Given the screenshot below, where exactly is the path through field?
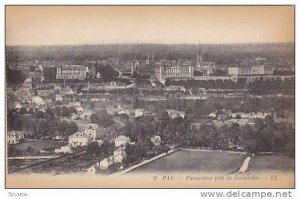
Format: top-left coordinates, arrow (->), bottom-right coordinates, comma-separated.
238,156 -> 251,173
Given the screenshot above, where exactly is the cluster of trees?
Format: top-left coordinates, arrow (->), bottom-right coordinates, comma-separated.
249,78 -> 294,95
187,123 -> 241,150
166,77 -> 295,96
7,108 -> 78,139
120,109 -> 294,158
173,115 -> 294,157
6,68 -> 27,85
85,140 -> 115,157
144,95 -> 294,120
53,106 -> 78,118
90,110 -> 113,128
87,63 -> 119,82
11,106 -> 79,119
124,140 -> 155,164
273,70 -> 294,76
240,117 -> 294,157
43,67 -> 57,82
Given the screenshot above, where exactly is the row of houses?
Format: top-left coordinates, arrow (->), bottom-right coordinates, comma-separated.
107,104 -> 153,118
87,134 -> 162,174
208,109 -> 271,120
87,135 -> 131,173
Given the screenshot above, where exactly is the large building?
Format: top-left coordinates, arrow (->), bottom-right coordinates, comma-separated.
84,123 -> 99,141
7,131 -> 25,144
228,67 -> 251,76
68,132 -> 92,147
228,65 -> 274,76
154,60 -> 194,82
251,65 -> 274,75
56,65 -> 87,80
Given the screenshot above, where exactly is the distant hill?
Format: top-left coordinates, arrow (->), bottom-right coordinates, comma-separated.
6,43 -> 294,65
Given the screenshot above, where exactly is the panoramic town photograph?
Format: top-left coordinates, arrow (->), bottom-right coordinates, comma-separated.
5,6 -> 295,188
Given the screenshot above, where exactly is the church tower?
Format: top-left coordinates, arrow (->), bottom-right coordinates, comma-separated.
196,41 -> 203,72
146,52 -> 150,65
196,41 -> 203,66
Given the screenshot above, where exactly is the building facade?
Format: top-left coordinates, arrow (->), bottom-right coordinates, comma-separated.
84,123 -> 99,141
154,61 -> 194,81
56,65 -> 87,80
68,132 -> 92,147
251,65 -> 274,75
7,131 -> 25,144
228,67 -> 251,76
228,65 -> 274,76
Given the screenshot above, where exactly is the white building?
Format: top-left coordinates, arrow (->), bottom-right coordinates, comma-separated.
79,110 -> 94,121
134,108 -> 144,117
113,148 -> 127,163
56,65 -> 87,80
151,135 -> 162,146
166,109 -> 185,119
228,65 -> 274,76
7,131 -> 25,144
15,103 -> 22,110
31,96 -> 45,106
209,112 -> 217,118
55,94 -> 63,102
71,101 -> 81,108
84,123 -> 99,141
165,85 -> 186,92
96,72 -> 101,79
99,156 -> 114,170
107,107 -> 118,115
228,67 -> 251,76
114,135 -> 131,147
251,65 -> 265,75
117,108 -> 132,116
54,145 -> 73,154
87,164 -> 100,174
69,132 -> 92,147
154,62 -> 194,82
76,106 -> 84,113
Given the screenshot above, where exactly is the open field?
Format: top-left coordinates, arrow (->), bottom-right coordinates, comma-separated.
128,149 -> 246,174
248,155 -> 295,173
13,141 -> 66,154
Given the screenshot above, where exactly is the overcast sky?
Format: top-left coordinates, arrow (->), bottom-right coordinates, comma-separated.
6,6 -> 294,46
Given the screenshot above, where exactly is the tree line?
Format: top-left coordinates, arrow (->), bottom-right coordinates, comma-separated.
117,112 -> 294,157
7,108 -> 78,140
166,77 -> 295,95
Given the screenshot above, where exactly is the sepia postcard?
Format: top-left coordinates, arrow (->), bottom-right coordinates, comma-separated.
5,5 -> 295,188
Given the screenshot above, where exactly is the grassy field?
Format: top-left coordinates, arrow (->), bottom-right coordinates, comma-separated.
248,155 -> 295,173
14,141 -> 66,153
18,152 -> 97,174
129,149 -> 246,174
